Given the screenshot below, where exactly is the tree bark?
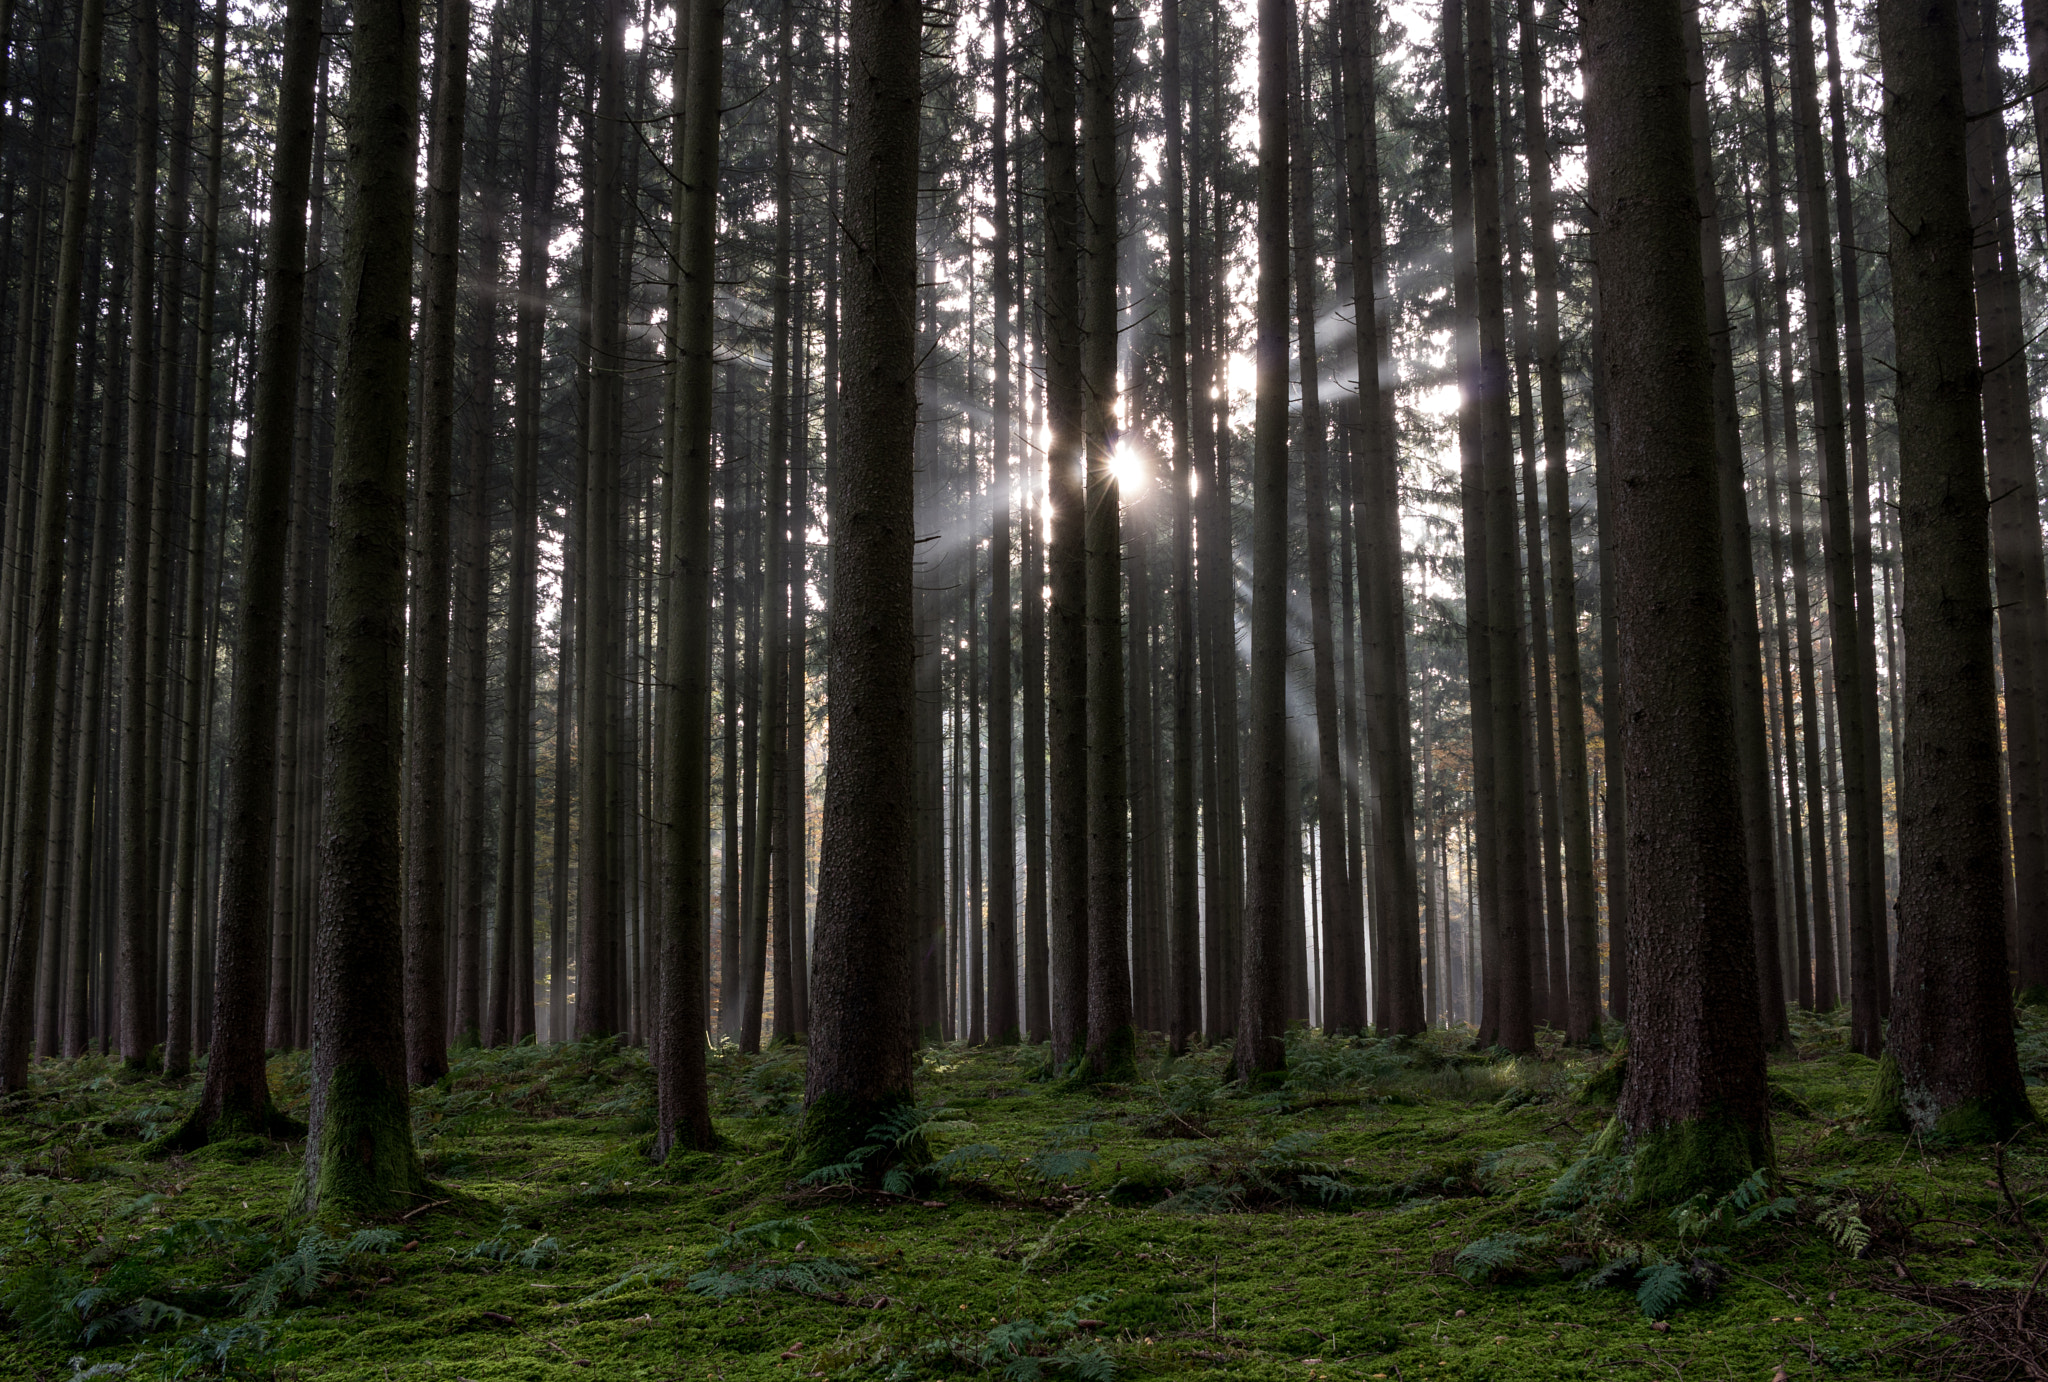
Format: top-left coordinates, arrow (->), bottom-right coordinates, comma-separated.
1582,0 -> 1771,1200
1870,0 -> 2034,1140
795,0 -> 921,1173
303,0 -> 429,1217
986,0 -> 1021,1046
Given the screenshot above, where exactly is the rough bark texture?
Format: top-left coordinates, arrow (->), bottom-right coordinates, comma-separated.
654,0 -> 721,1160
1869,0 -> 2034,1142
987,0 -> 1021,1047
1581,0 -> 1771,1202
303,0 -> 429,1218
795,0 -> 921,1172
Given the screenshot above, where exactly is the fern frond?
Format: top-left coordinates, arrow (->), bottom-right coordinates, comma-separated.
1633,1261 -> 1691,1320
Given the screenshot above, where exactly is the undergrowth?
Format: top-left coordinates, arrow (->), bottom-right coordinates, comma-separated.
0,1018 -> 2041,1379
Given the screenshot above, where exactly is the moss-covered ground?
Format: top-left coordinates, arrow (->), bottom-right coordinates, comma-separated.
2,1010 -> 2044,1381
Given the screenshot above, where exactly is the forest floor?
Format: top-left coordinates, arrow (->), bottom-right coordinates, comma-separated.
2,1012 -> 2046,1382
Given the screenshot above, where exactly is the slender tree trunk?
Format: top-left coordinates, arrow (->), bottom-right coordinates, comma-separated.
302,0 -> 428,1217
986,0 -> 1020,1046
1515,0 -> 1596,1041
795,0 -> 921,1173
115,3 -> 163,1073
405,0 -> 472,1077
1870,0 -> 2034,1139
1021,224 -> 1050,1044
1582,0 -> 1771,1200
1786,0 -> 1884,1053
0,0 -> 104,1092
1468,0 -> 1534,1054
1683,3 -> 1786,1047
654,0 -> 721,1157
1290,15 -> 1359,1035
1042,0 -> 1087,1071
1237,0 -> 1292,1083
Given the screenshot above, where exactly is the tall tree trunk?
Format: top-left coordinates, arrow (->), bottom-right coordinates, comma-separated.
1959,0 -> 2048,1001
115,2 -> 162,1073
1162,0 -> 1199,1054
0,0 -> 104,1092
1516,0 -> 1597,1042
795,0 -> 921,1173
576,0 -> 627,1039
1760,22 -> 1840,1012
654,0 -> 720,1158
1869,0 -> 2033,1140
1582,0 -> 1771,1201
1468,0 -> 1534,1054
1787,0 -> 1885,1054
1237,0 -> 1292,1083
1079,0 -> 1131,1079
1446,0 -> 1502,1044
1042,0 -> 1087,1071
1020,203 -> 1050,1044
1684,3 -> 1786,1048
303,0 -> 428,1217
986,0 -> 1020,1046
405,0 -> 472,1077
1290,13 -> 1359,1035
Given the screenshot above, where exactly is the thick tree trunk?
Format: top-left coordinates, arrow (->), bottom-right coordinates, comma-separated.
1870,0 -> 2033,1140
1959,0 -> 2048,1001
303,0 -> 428,1217
795,0 -> 921,1173
1583,0 -> 1771,1200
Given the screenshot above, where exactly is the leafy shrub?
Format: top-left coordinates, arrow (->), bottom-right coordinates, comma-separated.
684,1218 -> 863,1300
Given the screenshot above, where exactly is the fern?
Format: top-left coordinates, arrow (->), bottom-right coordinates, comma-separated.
679,1218 -> 865,1301
1453,1232 -> 1546,1283
576,1259 -> 682,1304
228,1228 -> 398,1320
1816,1199 -> 1871,1258
1633,1261 -> 1692,1320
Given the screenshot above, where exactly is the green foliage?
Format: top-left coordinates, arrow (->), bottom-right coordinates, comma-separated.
1153,1130 -> 1363,1212
684,1218 -> 863,1300
880,1293 -> 1117,1381
798,1103 -> 973,1195
458,1217 -> 562,1268
1453,1232 -> 1549,1283
228,1228 -> 400,1320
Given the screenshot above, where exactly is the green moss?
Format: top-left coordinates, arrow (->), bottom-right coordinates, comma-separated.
1864,1051 -> 2036,1142
785,1088 -> 919,1180
1078,1022 -> 1138,1085
300,1059 -> 432,1219
1622,1107 -> 1772,1205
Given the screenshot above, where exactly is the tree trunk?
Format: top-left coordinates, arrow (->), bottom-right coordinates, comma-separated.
1582,0 -> 1771,1201
115,3 -> 162,1073
1787,0 -> 1885,1054
1684,3 -> 1786,1048
795,0 -> 921,1174
1960,0 -> 2048,1002
1516,0 -> 1598,1042
654,0 -> 721,1158
0,0 -> 104,1092
405,0 -> 471,1077
1869,0 -> 2033,1140
986,0 -> 1020,1046
1237,0 -> 1292,1083
303,0 -> 428,1217
1467,0 -> 1534,1054
1290,12 -> 1359,1035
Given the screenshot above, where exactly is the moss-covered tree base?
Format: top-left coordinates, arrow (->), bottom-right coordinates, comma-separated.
148,1097 -> 307,1159
787,1090 -> 922,1182
299,1061 -> 432,1219
1075,1024 -> 1138,1086
1863,1051 -> 2037,1142
1589,1107 -> 1772,1206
